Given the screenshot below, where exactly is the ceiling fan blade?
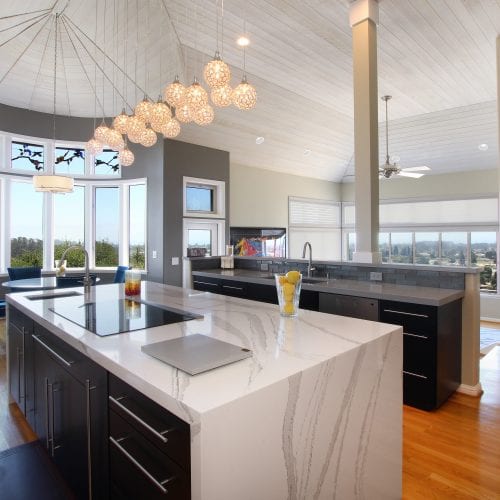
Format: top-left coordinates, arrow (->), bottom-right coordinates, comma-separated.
398,171 -> 425,179
401,165 -> 431,172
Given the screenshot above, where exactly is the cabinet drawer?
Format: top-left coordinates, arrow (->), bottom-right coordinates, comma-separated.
220,280 -> 247,298
319,293 -> 379,321
110,410 -> 190,500
380,301 -> 436,337
403,333 -> 435,378
109,375 -> 190,471
403,371 -> 435,411
192,276 -> 221,293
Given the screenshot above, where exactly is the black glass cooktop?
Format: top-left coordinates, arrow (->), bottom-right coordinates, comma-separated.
50,299 -> 202,336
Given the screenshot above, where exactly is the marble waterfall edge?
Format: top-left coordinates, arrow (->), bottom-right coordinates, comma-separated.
192,333 -> 402,500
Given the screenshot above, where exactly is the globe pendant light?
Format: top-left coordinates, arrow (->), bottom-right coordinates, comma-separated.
150,100 -> 171,132
164,76 -> 186,108
161,118 -> 181,138
232,75 -> 257,110
176,103 -> 192,123
193,104 -> 214,126
134,97 -> 154,124
185,77 -> 208,111
211,83 -> 232,107
113,109 -> 129,134
127,115 -> 146,138
106,128 -> 125,150
86,137 -> 103,155
140,127 -> 157,147
94,121 -> 111,143
119,145 -> 135,166
203,51 -> 231,88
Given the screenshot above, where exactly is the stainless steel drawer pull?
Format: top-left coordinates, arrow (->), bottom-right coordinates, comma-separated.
193,280 -> 218,287
402,332 -> 429,340
109,436 -> 174,495
33,335 -> 74,368
222,285 -> 244,291
383,309 -> 429,319
403,370 -> 428,380
109,395 -> 172,443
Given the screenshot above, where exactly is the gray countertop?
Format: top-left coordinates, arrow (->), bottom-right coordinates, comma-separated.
191,268 -> 465,306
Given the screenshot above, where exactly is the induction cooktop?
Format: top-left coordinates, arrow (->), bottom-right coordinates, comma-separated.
49,298 -> 203,336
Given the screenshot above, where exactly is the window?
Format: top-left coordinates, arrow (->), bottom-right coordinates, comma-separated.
379,232 -> 390,262
11,141 -> 44,172
415,232 -> 439,265
441,232 -> 467,266
183,177 -> 225,218
288,197 -> 342,260
94,187 -> 119,267
471,232 -> 497,292
129,184 -> 146,269
94,149 -> 120,176
183,220 -> 225,257
55,146 -> 85,175
391,233 -> 413,264
53,185 -> 85,268
10,180 -> 43,267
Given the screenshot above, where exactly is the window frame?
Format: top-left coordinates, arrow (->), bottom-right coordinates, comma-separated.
183,176 -> 225,219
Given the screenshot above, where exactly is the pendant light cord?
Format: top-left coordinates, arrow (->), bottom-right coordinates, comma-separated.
53,14 -> 58,143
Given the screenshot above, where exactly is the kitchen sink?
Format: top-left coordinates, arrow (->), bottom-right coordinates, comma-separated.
262,276 -> 326,284
26,291 -> 83,301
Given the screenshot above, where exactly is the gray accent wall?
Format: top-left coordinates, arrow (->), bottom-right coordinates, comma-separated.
163,139 -> 230,286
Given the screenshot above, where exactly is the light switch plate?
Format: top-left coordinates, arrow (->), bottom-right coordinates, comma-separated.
172,257 -> 179,265
152,250 -> 157,259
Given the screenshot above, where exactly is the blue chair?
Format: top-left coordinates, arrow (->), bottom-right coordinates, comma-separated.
114,266 -> 130,284
7,266 -> 42,280
56,275 -> 97,288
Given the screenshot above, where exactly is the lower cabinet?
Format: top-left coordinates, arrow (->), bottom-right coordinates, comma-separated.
32,323 -> 108,499
379,299 -> 462,410
318,293 -> 379,321
108,374 -> 191,500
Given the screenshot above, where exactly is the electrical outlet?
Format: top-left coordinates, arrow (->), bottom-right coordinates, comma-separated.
171,257 -> 179,265
370,272 -> 382,281
260,262 -> 269,272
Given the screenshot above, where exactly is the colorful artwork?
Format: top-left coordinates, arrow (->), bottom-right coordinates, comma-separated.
230,228 -> 286,258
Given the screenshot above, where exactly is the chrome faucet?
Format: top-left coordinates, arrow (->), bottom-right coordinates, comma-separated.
302,241 -> 315,277
59,245 -> 93,293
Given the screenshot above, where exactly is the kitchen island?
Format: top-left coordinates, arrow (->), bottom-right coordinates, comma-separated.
7,281 -> 403,499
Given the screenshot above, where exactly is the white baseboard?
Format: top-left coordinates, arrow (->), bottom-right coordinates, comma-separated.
456,383 -> 483,397
480,316 -> 500,323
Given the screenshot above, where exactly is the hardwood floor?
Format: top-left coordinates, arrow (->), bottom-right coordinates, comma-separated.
403,346 -> 500,499
0,318 -> 498,497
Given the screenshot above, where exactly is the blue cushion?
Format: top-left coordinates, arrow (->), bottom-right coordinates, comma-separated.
7,267 -> 42,280
0,300 -> 5,318
114,266 -> 130,284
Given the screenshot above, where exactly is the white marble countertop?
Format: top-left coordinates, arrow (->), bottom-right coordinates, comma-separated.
192,268 -> 465,306
6,281 -> 401,424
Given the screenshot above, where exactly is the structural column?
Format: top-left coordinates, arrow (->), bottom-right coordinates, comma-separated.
350,0 -> 381,264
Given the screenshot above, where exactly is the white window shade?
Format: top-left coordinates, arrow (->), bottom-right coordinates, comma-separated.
289,228 -> 341,260
289,197 -> 341,227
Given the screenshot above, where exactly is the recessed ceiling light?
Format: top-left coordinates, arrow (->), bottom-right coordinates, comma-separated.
255,136 -> 264,145
237,36 -> 250,47
478,143 -> 488,151
303,149 -> 311,156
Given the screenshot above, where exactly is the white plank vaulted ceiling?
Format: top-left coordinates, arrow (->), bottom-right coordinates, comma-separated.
0,0 -> 498,182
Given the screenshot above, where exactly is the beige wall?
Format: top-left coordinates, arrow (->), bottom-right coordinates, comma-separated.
230,163 -> 341,227
341,169 -> 498,201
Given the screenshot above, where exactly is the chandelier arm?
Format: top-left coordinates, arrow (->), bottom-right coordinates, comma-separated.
61,15 -> 136,112
53,14 -> 58,143
58,15 -> 72,117
160,0 -> 183,51
60,15 -> 106,116
28,15 -> 55,110
0,11 -> 51,50
0,13 -> 52,86
62,14 -> 147,98
0,7 -> 52,22
0,11 -> 50,35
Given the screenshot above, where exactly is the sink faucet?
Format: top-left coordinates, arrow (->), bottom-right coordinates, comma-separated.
302,241 -> 315,277
59,245 -> 93,293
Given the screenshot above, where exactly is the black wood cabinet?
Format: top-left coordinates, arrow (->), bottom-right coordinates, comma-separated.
108,374 -> 190,500
379,299 -> 462,410
192,275 -> 319,311
7,307 -> 35,428
318,293 -> 379,321
32,323 -> 108,499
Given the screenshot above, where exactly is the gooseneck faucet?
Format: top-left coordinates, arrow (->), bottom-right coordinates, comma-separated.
302,241 -> 315,277
59,245 -> 92,293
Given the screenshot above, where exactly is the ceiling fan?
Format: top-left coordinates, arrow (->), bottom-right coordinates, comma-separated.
380,95 -> 431,179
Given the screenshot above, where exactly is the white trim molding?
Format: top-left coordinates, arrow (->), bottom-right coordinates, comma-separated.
456,383 -> 483,397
